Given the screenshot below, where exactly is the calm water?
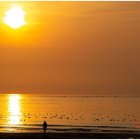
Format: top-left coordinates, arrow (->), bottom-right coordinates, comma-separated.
0,94 -> 140,133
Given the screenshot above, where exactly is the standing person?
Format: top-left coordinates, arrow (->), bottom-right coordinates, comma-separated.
43,121 -> 47,133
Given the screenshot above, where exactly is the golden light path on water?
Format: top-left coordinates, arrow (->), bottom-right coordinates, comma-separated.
8,94 -> 21,125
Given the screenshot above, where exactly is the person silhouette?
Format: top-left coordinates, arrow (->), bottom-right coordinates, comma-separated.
43,121 -> 47,133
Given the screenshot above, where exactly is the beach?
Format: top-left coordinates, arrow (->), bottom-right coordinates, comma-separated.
0,132 -> 140,139
0,124 -> 140,139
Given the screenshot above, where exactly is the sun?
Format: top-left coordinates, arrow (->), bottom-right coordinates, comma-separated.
3,5 -> 26,29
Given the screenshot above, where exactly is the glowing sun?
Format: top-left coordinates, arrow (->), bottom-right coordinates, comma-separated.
3,5 -> 26,29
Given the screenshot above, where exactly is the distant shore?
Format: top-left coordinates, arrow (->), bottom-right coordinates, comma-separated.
0,132 -> 140,139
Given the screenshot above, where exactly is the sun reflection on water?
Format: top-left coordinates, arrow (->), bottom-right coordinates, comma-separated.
8,94 -> 22,125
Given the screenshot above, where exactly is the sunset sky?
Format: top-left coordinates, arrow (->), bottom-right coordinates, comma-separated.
0,2 -> 140,95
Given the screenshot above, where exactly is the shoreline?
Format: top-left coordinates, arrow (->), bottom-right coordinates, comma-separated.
0,132 -> 140,139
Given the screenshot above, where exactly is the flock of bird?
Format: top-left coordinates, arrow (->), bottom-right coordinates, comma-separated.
0,113 -> 139,124
91,113 -> 139,123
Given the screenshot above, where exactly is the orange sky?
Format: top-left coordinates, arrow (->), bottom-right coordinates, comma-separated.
0,2 -> 140,95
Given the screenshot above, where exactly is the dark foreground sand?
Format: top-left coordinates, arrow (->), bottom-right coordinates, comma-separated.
0,132 -> 140,139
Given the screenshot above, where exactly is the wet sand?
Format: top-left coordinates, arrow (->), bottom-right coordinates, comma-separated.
0,132 -> 140,139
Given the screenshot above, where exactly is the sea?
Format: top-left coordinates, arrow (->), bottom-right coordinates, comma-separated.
0,94 -> 140,133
